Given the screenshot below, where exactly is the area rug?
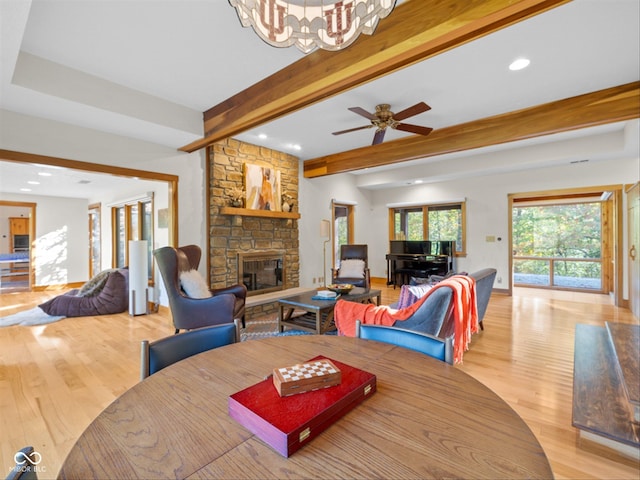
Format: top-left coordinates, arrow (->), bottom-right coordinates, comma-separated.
0,307 -> 65,327
241,316 -> 312,341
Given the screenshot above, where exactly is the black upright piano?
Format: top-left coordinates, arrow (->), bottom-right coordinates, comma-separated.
386,240 -> 455,287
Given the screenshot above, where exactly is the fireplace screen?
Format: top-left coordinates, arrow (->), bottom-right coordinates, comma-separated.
238,251 -> 285,296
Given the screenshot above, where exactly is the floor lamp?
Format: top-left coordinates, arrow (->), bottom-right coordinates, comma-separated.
129,240 -> 149,315
320,220 -> 330,287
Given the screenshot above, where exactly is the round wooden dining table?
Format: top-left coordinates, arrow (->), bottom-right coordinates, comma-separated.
58,335 -> 553,479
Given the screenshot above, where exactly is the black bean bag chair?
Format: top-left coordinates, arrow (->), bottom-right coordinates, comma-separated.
39,268 -> 129,317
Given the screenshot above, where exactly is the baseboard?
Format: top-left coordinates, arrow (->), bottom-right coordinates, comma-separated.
33,282 -> 84,292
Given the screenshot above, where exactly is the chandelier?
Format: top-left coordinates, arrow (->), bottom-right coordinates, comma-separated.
228,0 -> 397,54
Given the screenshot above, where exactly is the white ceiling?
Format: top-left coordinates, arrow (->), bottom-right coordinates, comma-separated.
0,0 -> 638,198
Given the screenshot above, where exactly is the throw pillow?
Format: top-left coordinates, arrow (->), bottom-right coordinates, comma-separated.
76,269 -> 116,297
180,269 -> 212,299
396,283 -> 433,309
337,259 -> 365,278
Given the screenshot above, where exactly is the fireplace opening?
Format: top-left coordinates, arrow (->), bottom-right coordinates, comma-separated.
238,251 -> 285,296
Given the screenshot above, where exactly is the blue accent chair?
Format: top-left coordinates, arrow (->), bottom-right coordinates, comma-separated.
140,319 -> 240,379
355,320 -> 453,364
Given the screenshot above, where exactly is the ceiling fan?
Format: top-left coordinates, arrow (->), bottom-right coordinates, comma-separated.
332,102 -> 433,145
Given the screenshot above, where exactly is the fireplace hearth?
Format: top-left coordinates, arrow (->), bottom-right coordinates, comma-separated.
238,251 -> 285,296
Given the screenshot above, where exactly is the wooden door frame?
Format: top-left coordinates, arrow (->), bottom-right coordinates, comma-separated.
331,201 -> 355,271
508,184 -> 624,307
0,150 -> 179,288
0,200 -> 36,291
625,182 -> 639,317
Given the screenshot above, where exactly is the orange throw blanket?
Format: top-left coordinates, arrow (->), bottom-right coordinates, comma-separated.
334,276 -> 478,364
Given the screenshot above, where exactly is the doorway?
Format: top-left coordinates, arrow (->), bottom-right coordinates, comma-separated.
0,200 -> 36,293
331,201 -> 354,270
0,149 -> 178,291
509,185 -> 623,304
627,183 -> 639,318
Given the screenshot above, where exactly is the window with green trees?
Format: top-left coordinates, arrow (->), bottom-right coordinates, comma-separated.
512,202 -> 602,290
391,202 -> 465,254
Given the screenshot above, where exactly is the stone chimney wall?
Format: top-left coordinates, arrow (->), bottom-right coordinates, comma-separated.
208,138 -> 299,318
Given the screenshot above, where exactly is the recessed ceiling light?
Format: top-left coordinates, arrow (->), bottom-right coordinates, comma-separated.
509,58 -> 530,71
27,181 -> 40,185
38,172 -> 52,177
415,180 -> 423,184
20,188 -> 31,192
258,133 -> 268,140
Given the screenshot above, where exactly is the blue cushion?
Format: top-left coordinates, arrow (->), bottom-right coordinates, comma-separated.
358,324 -> 449,362
392,286 -> 453,336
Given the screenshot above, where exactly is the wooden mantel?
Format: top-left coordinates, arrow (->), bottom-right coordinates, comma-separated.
219,207 -> 300,219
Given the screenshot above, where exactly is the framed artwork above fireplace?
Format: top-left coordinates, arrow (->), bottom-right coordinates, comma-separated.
245,163 -> 282,212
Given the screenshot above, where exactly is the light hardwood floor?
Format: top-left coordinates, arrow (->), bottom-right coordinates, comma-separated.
1,282 -> 638,479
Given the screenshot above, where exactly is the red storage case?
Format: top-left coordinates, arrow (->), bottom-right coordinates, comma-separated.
228,355 -> 376,457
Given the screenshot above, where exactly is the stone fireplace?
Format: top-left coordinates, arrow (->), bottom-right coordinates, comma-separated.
208,138 -> 300,318
238,250 -> 285,296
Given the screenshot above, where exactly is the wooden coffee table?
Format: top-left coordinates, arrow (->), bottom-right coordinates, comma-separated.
278,287 -> 381,334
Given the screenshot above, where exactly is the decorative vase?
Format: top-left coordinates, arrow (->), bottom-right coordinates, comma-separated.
232,200 -> 242,208
282,201 -> 291,212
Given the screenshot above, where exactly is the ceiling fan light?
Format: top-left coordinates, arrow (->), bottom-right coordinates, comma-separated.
228,0 -> 397,54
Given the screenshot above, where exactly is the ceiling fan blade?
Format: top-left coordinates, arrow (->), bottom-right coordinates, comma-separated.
393,102 -> 431,121
372,128 -> 386,145
332,125 -> 374,135
395,123 -> 434,136
348,106 -> 378,120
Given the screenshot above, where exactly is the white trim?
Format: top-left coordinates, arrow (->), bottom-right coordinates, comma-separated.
386,198 -> 466,208
107,191 -> 154,207
332,199 -> 358,206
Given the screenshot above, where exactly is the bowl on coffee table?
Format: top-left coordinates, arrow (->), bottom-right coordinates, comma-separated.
326,283 -> 354,295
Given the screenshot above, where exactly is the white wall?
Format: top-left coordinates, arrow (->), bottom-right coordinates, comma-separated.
0,110 -> 206,296
299,154 -> 640,299
3,110 -> 638,305
297,173 -> 373,287
0,192 -> 88,284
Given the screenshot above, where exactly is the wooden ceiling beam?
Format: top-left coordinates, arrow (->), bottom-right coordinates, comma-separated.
180,0 -> 570,153
303,82 -> 640,178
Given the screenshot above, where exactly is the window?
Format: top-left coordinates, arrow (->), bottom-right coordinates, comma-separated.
88,203 -> 101,278
111,194 -> 154,280
512,200 -> 604,291
332,202 -> 354,268
390,202 -> 466,255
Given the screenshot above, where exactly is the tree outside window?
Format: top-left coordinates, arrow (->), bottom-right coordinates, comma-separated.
391,202 -> 465,255
112,195 -> 154,279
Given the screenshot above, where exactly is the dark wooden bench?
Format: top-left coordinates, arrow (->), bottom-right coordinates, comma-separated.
572,323 -> 640,459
